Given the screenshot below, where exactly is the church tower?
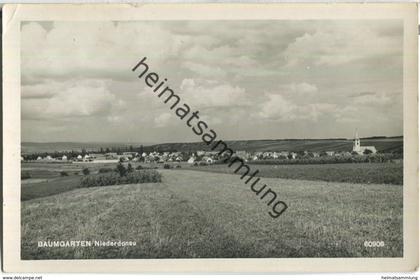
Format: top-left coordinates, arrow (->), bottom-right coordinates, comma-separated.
353,130 -> 360,152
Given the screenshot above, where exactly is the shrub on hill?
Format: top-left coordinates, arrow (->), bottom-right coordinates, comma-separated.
127,163 -> 134,173
60,171 -> 69,176
82,168 -> 90,175
79,170 -> 162,188
115,162 -> 127,177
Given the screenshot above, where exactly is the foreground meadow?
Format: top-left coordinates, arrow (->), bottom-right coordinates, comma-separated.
21,169 -> 402,259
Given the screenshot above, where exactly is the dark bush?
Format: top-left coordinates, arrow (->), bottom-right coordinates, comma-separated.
79,170 -> 162,188
163,163 -> 172,169
60,171 -> 69,176
175,165 -> 182,168
82,168 -> 90,175
21,171 -> 31,180
115,162 -> 127,177
127,163 -> 134,173
364,149 -> 373,155
198,162 -> 208,166
98,168 -> 113,173
136,165 -> 143,170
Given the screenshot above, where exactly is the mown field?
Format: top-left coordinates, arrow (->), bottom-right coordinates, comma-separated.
21,168 -> 403,259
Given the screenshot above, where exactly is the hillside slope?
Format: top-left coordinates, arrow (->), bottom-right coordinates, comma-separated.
144,137 -> 403,153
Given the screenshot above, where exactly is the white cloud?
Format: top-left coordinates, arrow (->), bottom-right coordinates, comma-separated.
21,22 -> 187,80
277,82 -> 319,98
22,79 -> 116,120
258,94 -> 297,121
22,80 -> 61,99
180,79 -> 195,91
353,92 -> 393,106
181,61 -> 227,79
290,83 -> 318,94
20,20 -> 403,141
283,23 -> 402,67
154,112 -> 173,127
257,92 -> 336,122
179,78 -> 248,108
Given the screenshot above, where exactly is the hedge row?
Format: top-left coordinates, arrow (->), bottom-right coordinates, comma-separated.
79,170 -> 162,188
246,154 -> 402,165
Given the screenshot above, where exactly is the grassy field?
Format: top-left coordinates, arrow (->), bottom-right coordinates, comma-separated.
22,175 -> 81,201
185,162 -> 403,185
21,169 -> 403,259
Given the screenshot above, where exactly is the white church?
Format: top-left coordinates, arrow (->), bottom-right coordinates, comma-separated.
352,132 -> 377,155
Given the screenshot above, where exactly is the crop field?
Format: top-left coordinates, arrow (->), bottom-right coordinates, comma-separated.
21,168 -> 403,259
186,162 -> 403,185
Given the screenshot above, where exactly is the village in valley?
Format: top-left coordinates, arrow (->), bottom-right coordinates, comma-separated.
22,134 -> 402,166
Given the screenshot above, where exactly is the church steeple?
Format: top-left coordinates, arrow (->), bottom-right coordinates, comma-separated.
353,129 -> 360,151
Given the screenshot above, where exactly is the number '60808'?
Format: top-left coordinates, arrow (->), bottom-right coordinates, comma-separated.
364,241 -> 385,247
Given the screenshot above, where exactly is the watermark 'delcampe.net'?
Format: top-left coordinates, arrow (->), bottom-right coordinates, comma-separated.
132,57 -> 288,218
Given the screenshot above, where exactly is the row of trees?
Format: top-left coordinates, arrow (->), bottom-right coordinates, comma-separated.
81,161 -> 135,178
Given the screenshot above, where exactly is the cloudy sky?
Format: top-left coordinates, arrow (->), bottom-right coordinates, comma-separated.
21,20 -> 403,143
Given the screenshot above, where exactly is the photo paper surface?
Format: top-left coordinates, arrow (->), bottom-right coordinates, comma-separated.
2,3 -> 418,273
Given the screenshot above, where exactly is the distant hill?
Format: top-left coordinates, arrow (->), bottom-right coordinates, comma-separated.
21,136 -> 403,154
142,136 -> 403,154
21,142 -> 153,154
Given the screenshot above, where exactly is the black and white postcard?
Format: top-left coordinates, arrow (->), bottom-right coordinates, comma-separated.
2,3 -> 418,273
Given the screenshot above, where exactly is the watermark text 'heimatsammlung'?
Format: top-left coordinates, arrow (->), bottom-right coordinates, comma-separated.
132,57 -> 288,218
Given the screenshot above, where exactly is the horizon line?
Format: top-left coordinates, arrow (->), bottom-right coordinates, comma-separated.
22,135 -> 404,145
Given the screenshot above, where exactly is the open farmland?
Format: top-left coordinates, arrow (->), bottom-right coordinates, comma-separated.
21,160 -> 403,202
21,162 -> 119,200
21,169 -> 403,259
186,162 -> 403,185
140,136 -> 403,154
